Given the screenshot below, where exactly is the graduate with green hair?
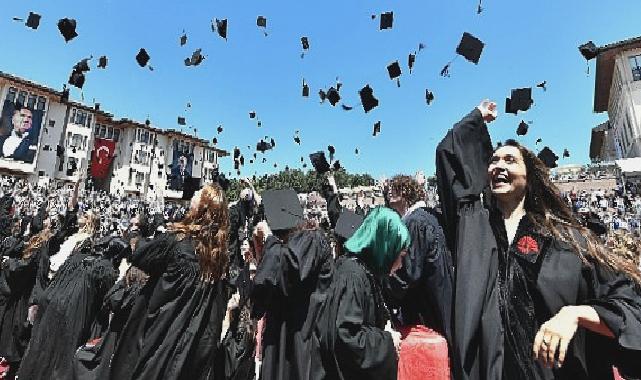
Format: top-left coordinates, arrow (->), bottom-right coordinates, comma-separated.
317,207 -> 410,380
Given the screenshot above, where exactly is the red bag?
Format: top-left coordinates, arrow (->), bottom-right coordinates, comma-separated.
398,325 -> 450,380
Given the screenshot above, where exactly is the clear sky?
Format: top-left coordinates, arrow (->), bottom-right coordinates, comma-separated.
0,0 -> 639,178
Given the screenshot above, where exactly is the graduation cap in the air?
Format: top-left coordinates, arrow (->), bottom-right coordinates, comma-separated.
516,120 -> 529,136
335,210 -> 364,240
233,147 -> 241,159
506,88 -> 533,115
328,145 -> 336,161
136,48 -> 151,67
294,135 -> 301,145
537,146 -> 558,169
326,87 -> 341,106
180,31 -> 188,46
355,148 -> 360,155
477,0 -> 484,14
68,71 -> 85,89
177,117 -> 186,125
373,121 -> 381,137
98,56 -> 108,69
319,89 -> 327,103
217,125 -> 223,134
257,140 -> 273,153
408,53 -> 416,74
184,49 -> 205,66
214,19 -> 228,40
535,138 -> 542,144
301,37 -> 310,58
359,85 -> 379,113
387,61 -> 402,87
182,178 -> 202,200
579,41 -> 599,61
249,111 -> 256,119
58,18 -> 78,42
563,149 -> 570,158
26,12 -> 41,30
212,137 -> 218,145
536,81 -> 547,91
257,16 -> 267,28
301,79 -> 310,97
379,11 -> 393,30
456,32 -> 484,64
309,151 -> 330,174
425,90 -> 435,105
341,105 -> 353,111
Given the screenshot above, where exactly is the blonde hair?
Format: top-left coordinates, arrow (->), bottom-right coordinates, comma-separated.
168,184 -> 229,282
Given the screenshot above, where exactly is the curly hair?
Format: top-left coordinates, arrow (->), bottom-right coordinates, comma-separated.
389,175 -> 426,207
168,184 -> 229,282
23,229 -> 53,259
501,140 -> 641,284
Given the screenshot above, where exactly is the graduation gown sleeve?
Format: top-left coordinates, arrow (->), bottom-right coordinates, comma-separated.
435,108 -> 503,380
130,234 -> 174,277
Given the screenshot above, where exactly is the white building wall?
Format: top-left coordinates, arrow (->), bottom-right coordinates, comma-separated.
609,48 -> 641,158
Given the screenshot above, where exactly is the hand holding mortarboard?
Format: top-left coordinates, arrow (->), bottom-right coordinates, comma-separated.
476,99 -> 497,123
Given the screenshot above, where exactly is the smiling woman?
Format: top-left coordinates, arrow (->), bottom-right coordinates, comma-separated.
436,101 -> 641,380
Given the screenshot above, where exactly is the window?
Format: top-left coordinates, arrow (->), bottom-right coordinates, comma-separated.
630,55 -> 641,81
113,129 -> 120,142
27,94 -> 37,109
37,96 -> 46,111
5,87 -> 16,103
135,172 -> 145,184
17,91 -> 27,106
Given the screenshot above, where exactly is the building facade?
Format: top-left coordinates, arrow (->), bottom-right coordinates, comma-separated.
0,71 -> 228,200
591,37 -> 641,161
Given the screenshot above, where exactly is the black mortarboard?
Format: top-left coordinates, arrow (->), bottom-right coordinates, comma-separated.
26,12 -> 41,30
535,138 -> 542,144
373,121 -> 381,137
563,149 -> 570,158
270,138 -> 276,148
579,41 -> 599,61
234,160 -> 240,170
537,147 -> 558,169
355,148 -> 359,155
328,145 -> 335,160
309,152 -> 330,174
68,71 -> 85,89
185,48 -> 205,66
212,137 -> 218,144
177,117 -> 186,125
536,81 -> 547,91
341,104 -> 353,111
233,147 -> 241,159
98,56 -> 108,69
257,121 -> 262,128
136,48 -> 150,67
327,87 -> 341,106
333,161 -> 341,171
257,140 -> 272,153
257,16 -> 267,28
380,11 -> 393,30
73,58 -> 91,73
456,32 -> 484,64
217,125 -> 223,134
302,79 -> 310,97
425,90 -> 435,105
359,85 -> 379,113
273,163 -> 278,168
262,157 -> 267,163
249,111 -> 256,119
335,210 -> 364,240
318,89 -> 327,103
294,135 -> 301,144
61,85 -> 70,102
58,18 -> 78,42
180,32 -> 187,46
387,61 -> 402,81
505,88 -> 533,115
215,19 -> 228,40
182,178 -> 202,200
408,53 -> 416,73
516,120 -> 528,136
301,37 -> 309,50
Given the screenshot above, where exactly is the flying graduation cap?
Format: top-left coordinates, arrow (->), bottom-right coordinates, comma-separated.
26,12 -> 41,30
136,48 -> 151,67
579,41 -> 599,61
301,37 -> 310,58
184,48 -> 205,66
326,87 -> 341,106
57,18 -> 78,42
177,117 -> 186,125
516,120 -> 529,136
408,53 -> 416,74
302,79 -> 310,97
180,31 -> 188,46
359,85 -> 379,113
506,88 -> 533,115
425,90 -> 435,105
537,147 -> 559,168
387,61 -> 402,87
536,81 -> 547,91
68,57 -> 91,89
563,149 -> 570,158
373,121 -> 381,137
257,16 -> 268,36
379,11 -> 393,30
442,32 -> 485,77
97,56 -> 108,69
213,19 -> 228,40
310,152 -> 330,174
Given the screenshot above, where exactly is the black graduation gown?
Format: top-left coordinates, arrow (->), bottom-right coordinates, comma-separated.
108,234 -> 228,380
494,214 -> 641,380
18,246 -> 117,380
0,211 -> 75,365
72,273 -> 147,380
384,207 -> 454,345
436,108 -> 504,380
216,306 -> 257,380
317,255 -> 397,380
251,230 -> 333,380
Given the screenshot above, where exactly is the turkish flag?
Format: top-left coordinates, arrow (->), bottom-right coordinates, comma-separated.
91,138 -> 116,179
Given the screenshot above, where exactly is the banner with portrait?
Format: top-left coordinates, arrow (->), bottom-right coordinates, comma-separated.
168,143 -> 193,191
0,100 -> 44,168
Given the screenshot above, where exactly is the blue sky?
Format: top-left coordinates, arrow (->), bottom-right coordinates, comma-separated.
1,0 -> 639,178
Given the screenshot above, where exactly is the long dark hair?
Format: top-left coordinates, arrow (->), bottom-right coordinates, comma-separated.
501,140 -> 641,284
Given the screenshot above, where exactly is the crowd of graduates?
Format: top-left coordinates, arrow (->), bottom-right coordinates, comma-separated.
1,101 -> 640,380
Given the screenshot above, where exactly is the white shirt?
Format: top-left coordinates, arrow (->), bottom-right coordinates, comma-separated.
2,131 -> 27,157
